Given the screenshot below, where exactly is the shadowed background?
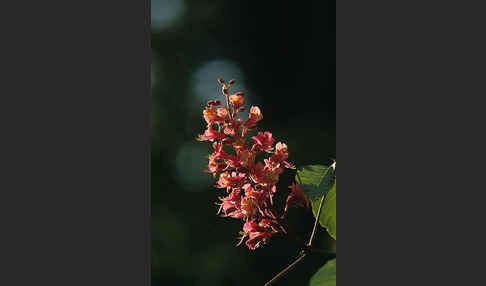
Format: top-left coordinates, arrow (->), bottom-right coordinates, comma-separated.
152,0 -> 335,285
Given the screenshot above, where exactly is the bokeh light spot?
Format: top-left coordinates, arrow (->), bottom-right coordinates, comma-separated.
152,0 -> 185,31
191,59 -> 250,110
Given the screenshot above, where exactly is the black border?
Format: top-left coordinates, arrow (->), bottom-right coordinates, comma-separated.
4,0 -> 486,284
339,0 -> 486,285
1,0 -> 151,284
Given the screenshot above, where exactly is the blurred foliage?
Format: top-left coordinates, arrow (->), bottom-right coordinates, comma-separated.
152,0 -> 335,285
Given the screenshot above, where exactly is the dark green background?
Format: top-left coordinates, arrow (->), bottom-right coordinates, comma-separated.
152,1 -> 335,285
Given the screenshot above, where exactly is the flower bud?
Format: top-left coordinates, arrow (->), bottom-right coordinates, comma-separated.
222,85 -> 229,94
207,100 -> 221,106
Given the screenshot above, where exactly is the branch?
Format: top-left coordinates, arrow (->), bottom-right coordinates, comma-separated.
262,247 -> 332,286
264,252 -> 307,286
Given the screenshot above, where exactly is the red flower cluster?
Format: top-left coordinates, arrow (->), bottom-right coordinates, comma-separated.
197,78 -> 310,250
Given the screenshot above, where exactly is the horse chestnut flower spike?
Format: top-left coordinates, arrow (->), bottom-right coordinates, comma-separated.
197,78 -> 310,250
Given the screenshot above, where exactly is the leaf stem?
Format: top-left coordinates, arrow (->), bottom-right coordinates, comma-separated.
307,192 -> 326,247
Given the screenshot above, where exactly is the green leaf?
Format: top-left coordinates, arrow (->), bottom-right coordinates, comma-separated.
296,165 -> 335,202
309,259 -> 336,286
316,180 -> 336,239
296,163 -> 336,240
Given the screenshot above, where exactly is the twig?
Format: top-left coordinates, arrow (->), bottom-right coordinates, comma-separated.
264,252 -> 307,286
262,246 -> 332,286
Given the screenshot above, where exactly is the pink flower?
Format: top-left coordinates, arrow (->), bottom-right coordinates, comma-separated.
250,162 -> 283,187
203,106 -> 218,125
269,142 -> 295,169
209,142 -> 239,169
216,172 -> 231,189
197,127 -> 226,142
243,184 -> 269,212
216,107 -> 229,120
268,185 -> 277,194
206,100 -> 221,107
224,118 -> 243,137
237,220 -> 259,245
222,155 -> 239,170
203,106 -> 228,125
237,219 -> 279,250
218,188 -> 245,219
229,92 -> 244,109
230,135 -> 246,150
285,183 -> 310,212
245,230 -> 275,250
235,149 -> 256,171
263,157 -> 280,171
244,106 -> 263,129
210,141 -> 230,160
249,162 -> 265,184
229,172 -> 247,187
272,142 -> 289,161
252,131 -> 275,153
244,184 -> 266,201
216,172 -> 247,189
205,158 -> 221,177
258,218 -> 280,232
240,196 -> 260,219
